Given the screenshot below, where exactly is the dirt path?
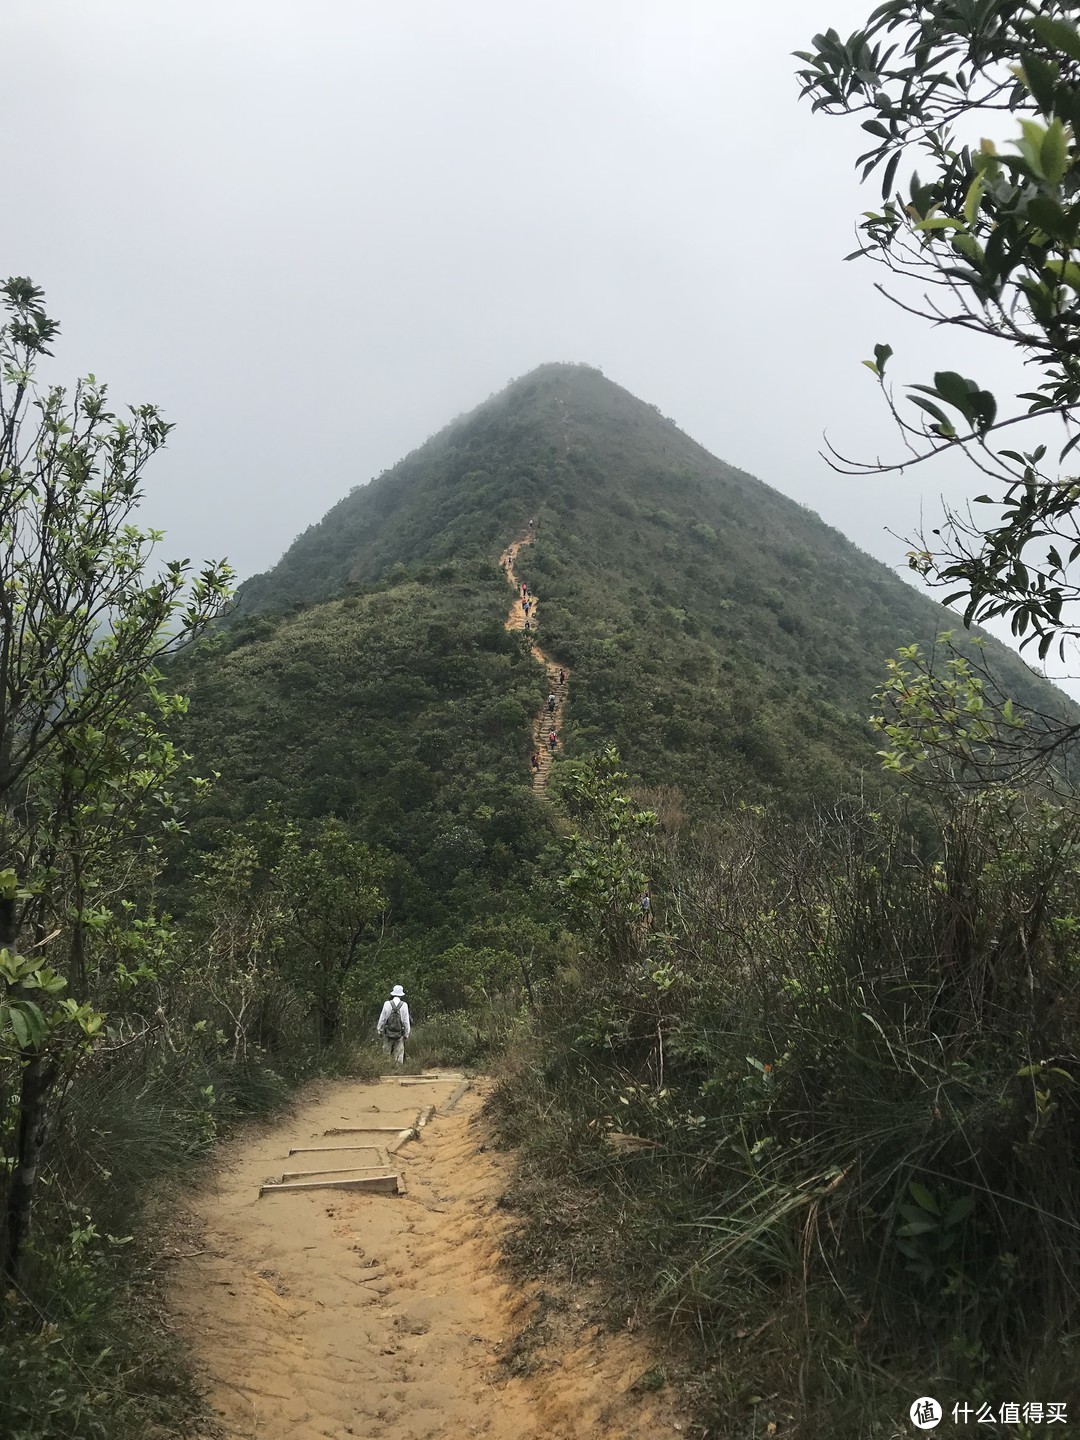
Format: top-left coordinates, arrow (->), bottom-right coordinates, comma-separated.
170,1076 -> 679,1440
499,528 -> 569,790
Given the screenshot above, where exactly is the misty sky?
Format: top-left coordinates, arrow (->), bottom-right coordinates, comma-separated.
9,2 -> 1064,684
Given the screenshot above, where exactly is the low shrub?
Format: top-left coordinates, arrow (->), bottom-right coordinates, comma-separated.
406,1002 -> 523,1070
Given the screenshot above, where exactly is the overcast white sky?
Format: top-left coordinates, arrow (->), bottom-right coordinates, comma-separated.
8,1 -> 1067,685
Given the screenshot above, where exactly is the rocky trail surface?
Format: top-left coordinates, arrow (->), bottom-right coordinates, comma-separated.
500,528 -> 569,790
169,1075 -> 680,1440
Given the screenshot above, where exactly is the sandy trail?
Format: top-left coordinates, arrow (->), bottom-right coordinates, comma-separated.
170,1076 -> 679,1440
499,529 -> 568,790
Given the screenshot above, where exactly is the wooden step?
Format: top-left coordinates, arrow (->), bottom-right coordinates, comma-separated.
280,1163 -> 399,1182
259,1172 -> 402,1198
288,1144 -> 388,1160
324,1125 -> 413,1135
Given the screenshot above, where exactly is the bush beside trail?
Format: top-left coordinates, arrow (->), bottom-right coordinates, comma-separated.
491,749 -> 1080,1438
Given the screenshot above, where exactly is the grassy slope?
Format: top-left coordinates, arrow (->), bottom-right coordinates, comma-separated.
178,572 -> 556,966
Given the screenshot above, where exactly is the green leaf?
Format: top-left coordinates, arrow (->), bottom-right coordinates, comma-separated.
932,370 -> 977,415
874,342 -> 893,375
909,1181 -> 940,1215
1030,15 -> 1080,65
962,174 -> 984,224
914,215 -> 964,231
909,394 -> 953,429
21,999 -> 47,1041
944,1194 -> 975,1228
880,148 -> 901,200
1021,50 -> 1061,114
1041,119 -> 1069,185
1028,195 -> 1071,237
972,388 -> 997,431
897,1219 -> 937,1237
8,1005 -> 30,1048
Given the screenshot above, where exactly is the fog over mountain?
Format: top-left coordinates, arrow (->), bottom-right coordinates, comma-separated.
10,0 -> 1065,685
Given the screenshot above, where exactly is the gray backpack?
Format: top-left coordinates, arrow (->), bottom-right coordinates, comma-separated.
383,998 -> 406,1040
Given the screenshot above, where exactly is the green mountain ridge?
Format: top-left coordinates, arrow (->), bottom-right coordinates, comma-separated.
215,361 -> 1071,812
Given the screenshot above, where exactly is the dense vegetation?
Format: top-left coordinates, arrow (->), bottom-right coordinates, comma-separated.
0,297 -> 560,1440
173,567 -> 564,1020
173,361 -> 1080,1434
493,745 -> 1080,1437
466,14 -> 1080,1430
6,266 -> 1080,1440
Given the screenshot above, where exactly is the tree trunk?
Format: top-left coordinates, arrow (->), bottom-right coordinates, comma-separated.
0,892 -> 58,1295
3,1048 -> 57,1290
0,894 -> 17,951
318,1001 -> 340,1048
70,840 -> 87,995
519,955 -> 535,1006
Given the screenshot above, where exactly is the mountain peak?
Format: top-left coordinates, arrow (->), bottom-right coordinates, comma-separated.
231,366 -> 1065,755
235,363 -> 733,616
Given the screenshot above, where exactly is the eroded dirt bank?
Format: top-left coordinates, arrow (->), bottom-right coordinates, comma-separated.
170,1076 -> 682,1440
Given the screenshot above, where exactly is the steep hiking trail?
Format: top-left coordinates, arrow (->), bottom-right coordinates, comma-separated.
168,1074 -> 682,1440
164,534 -> 676,1438
500,528 -> 569,790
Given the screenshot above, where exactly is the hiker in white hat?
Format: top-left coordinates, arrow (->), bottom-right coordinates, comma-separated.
376,985 -> 411,1064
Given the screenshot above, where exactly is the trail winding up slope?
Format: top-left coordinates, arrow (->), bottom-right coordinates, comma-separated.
499,527 -> 569,790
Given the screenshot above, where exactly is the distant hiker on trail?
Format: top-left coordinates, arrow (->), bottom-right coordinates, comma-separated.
376,985 -> 411,1064
548,729 -> 557,752
639,892 -> 652,927
531,752 -> 541,772
559,669 -> 566,686
547,693 -> 556,714
524,620 -> 531,632
523,601 -> 530,617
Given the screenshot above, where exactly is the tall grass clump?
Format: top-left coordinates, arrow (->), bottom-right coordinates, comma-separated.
491,742 -> 1080,1437
0,953 -> 339,1440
